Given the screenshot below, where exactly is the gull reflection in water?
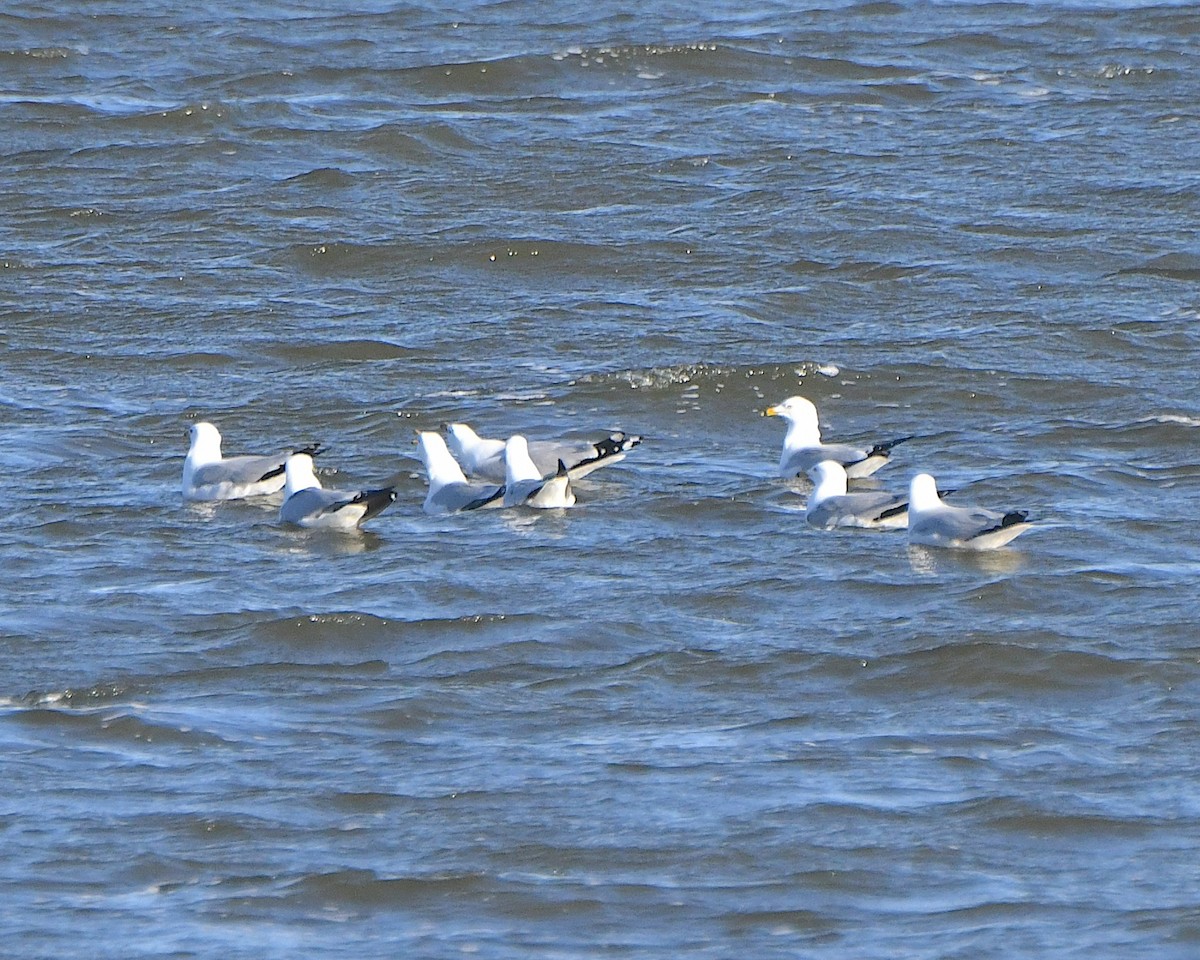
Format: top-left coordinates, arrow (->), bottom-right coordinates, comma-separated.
501,510 -> 572,539
273,526 -> 385,557
907,543 -> 1027,577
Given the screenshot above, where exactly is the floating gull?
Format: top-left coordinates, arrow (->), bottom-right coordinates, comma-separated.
907,473 -> 1034,550
279,453 -> 396,530
805,460 -> 909,530
445,422 -> 640,482
503,435 -> 575,508
764,396 -> 911,479
416,430 -> 504,515
183,421 -> 322,501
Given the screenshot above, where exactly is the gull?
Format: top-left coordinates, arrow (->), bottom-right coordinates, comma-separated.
279,453 -> 396,530
907,473 -> 1034,550
764,396 -> 911,479
805,460 -> 909,530
182,421 -> 322,501
445,422 -> 640,482
503,435 -> 575,508
416,430 -> 504,515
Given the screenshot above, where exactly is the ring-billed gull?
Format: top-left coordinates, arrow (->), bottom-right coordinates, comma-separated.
279,453 -> 397,530
503,435 -> 575,508
445,422 -> 640,482
764,396 -> 911,479
907,473 -> 1033,550
416,430 -> 504,515
804,460 -> 909,530
183,421 -> 322,501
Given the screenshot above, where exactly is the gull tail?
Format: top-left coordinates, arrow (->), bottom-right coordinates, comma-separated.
526,461 -> 575,508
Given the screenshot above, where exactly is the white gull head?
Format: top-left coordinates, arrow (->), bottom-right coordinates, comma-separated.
283,453 -> 321,499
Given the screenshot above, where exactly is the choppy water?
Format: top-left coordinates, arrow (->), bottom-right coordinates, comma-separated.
3,1 -> 1200,956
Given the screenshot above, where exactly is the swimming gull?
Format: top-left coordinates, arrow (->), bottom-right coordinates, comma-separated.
764,396 -> 911,479
503,435 -> 575,508
279,453 -> 397,530
183,421 -> 322,501
445,422 -> 640,482
805,460 -> 909,530
907,473 -> 1034,550
416,430 -> 504,515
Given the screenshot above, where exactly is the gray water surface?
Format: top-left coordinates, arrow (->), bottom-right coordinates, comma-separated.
3,2 -> 1200,957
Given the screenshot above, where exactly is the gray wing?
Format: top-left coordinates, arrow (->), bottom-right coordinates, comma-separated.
279,487 -> 342,524
528,432 -> 640,479
426,481 -> 504,514
782,442 -> 868,478
472,455 -> 508,483
845,490 -> 907,516
281,485 -> 396,525
807,491 -> 906,528
912,504 -> 1004,540
527,439 -> 599,476
505,478 -> 545,506
193,453 -> 290,486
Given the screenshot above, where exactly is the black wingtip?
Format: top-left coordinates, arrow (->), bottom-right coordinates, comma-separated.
256,464 -> 286,483
352,486 -> 398,523
877,500 -> 910,521
556,458 -> 569,478
972,510 -> 1031,539
867,435 -> 915,458
463,484 -> 505,511
257,442 -> 325,483
587,431 -> 642,463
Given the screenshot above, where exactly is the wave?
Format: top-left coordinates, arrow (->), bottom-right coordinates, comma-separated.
849,637 -> 1149,699
573,360 -> 843,393
2,683 -> 128,710
1116,253 -> 1200,282
282,237 -> 695,281
0,46 -> 74,61
281,166 -> 359,189
280,867 -> 488,908
264,338 -> 424,363
249,610 -> 541,650
1,684 -> 237,752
